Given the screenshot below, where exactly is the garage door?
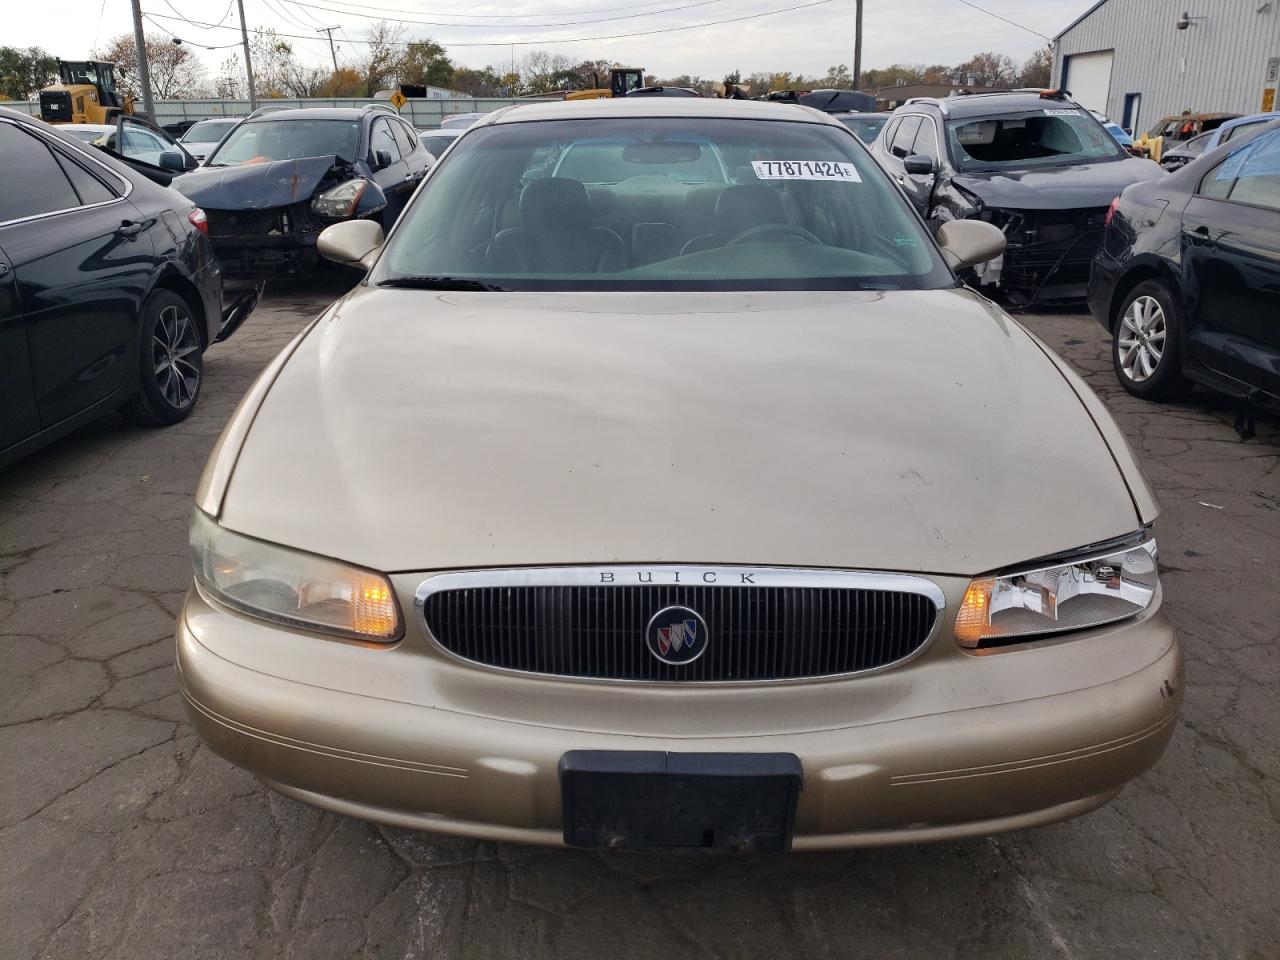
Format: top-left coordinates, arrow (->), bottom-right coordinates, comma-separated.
1064,50 -> 1114,113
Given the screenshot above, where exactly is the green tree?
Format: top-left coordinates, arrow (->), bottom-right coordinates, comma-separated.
0,45 -> 59,101
399,38 -> 454,89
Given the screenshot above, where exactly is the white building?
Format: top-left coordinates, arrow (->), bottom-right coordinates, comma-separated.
1052,0 -> 1279,135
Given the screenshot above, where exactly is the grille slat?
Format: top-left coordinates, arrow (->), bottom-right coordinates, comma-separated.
423,584 -> 937,682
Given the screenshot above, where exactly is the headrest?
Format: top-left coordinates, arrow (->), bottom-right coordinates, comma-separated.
714,184 -> 786,238
520,177 -> 592,229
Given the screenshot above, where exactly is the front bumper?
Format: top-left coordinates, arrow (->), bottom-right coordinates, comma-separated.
177,581 -> 1181,850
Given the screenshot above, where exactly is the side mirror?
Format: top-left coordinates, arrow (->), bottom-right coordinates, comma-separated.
374,149 -> 394,170
158,150 -> 185,172
903,154 -> 936,176
318,219 -> 385,270
936,219 -> 1006,270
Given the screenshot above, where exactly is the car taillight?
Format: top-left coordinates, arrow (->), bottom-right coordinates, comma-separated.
188,208 -> 209,236
1104,197 -> 1120,227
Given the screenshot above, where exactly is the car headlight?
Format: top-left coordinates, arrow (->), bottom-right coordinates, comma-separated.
955,534 -> 1158,648
190,509 -> 400,640
311,178 -> 368,219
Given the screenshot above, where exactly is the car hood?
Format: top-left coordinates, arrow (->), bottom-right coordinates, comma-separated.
171,155 -> 342,210
952,156 -> 1162,210
218,287 -> 1142,576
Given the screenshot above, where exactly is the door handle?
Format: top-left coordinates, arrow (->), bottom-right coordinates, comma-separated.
116,219 -> 146,238
1187,224 -> 1212,245
0,262 -> 9,276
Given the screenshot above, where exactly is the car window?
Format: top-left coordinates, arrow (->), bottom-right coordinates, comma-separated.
839,117 -> 886,143
889,116 -> 922,158
181,119 -> 238,144
52,151 -> 116,205
1220,130 -> 1280,210
371,119 -> 402,163
392,121 -> 418,156
207,118 -> 361,167
0,124 -> 83,222
946,109 -> 1125,170
880,118 -> 900,150
911,119 -> 940,162
378,116 -> 952,292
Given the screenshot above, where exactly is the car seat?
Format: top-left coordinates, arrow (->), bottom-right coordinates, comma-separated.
487,178 -> 626,274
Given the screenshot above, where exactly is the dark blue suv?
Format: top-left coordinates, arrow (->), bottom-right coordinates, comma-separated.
170,105 -> 432,279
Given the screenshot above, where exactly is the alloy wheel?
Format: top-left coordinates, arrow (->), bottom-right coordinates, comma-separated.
151,304 -> 200,409
1117,295 -> 1167,383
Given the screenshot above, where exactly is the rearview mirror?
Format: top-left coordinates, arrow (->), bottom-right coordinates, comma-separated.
158,150 -> 185,172
936,219 -> 1006,269
622,141 -> 702,164
318,220 -> 385,270
903,154 -> 936,176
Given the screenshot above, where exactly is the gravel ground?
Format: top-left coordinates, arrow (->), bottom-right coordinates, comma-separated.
1,282 -> 1277,960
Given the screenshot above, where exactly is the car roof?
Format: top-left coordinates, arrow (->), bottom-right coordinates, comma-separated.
832,112 -> 886,120
243,107 -> 378,122
477,97 -> 843,127
1220,113 -> 1280,130
899,92 -> 1080,119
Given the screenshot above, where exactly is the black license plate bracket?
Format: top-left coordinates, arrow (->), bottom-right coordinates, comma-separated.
559,751 -> 802,852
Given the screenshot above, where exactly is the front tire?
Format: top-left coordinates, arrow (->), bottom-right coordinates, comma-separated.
125,289 -> 203,426
1112,279 -> 1192,401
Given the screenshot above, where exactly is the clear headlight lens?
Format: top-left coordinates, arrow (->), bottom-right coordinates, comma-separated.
311,178 -> 368,219
190,510 -> 400,640
955,536 -> 1158,648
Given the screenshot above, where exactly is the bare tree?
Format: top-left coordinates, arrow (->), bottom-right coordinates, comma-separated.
95,33 -> 207,99
955,51 -> 1019,87
1018,47 -> 1053,88
357,21 -> 405,97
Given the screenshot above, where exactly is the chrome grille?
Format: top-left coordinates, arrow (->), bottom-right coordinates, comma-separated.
418,568 -> 940,682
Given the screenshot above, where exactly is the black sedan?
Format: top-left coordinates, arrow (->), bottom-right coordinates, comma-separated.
1088,121 -> 1280,413
0,108 -> 251,467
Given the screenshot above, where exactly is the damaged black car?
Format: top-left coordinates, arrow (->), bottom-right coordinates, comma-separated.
872,91 -> 1162,306
170,106 -> 431,279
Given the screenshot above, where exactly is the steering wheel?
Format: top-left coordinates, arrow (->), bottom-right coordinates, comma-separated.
726,223 -> 822,246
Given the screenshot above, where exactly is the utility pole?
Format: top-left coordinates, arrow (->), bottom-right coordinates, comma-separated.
237,0 -> 258,110
316,26 -> 340,78
128,0 -> 155,119
852,0 -> 863,89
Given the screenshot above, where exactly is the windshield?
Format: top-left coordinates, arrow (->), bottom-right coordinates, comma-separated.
946,108 -> 1125,171
376,117 -> 950,292
207,118 -> 361,166
840,116 -> 887,143
182,119 -> 239,144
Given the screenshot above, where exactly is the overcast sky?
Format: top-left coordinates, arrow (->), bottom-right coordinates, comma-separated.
4,0 -> 1094,85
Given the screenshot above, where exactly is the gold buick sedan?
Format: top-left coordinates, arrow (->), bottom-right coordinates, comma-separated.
179,98 -> 1180,852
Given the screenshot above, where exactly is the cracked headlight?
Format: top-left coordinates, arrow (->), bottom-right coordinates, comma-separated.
311,178 -> 368,219
190,510 -> 400,641
955,534 -> 1158,648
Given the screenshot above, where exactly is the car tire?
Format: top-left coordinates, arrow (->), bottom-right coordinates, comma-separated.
124,289 -> 203,426
1112,279 -> 1193,401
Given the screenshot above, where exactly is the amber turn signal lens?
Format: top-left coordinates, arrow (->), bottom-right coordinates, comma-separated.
353,580 -> 399,637
955,578 -> 995,648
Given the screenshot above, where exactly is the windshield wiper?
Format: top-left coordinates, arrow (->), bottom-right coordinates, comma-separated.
378,275 -> 510,292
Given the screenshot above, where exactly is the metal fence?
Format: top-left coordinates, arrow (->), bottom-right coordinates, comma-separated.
2,96 -> 526,129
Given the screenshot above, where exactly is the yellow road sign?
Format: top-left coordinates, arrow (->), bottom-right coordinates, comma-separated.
389,90 -> 407,110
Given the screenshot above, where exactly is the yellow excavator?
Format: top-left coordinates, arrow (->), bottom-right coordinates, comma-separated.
565,67 -> 646,100
39,60 -> 132,125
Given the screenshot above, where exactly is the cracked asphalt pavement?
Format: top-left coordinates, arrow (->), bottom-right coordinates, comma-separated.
2,282 -> 1277,960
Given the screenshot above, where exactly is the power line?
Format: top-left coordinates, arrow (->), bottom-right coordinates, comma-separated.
142,0 -> 837,47
259,0 -> 738,29
950,0 -> 1052,42
277,0 -> 723,20
164,0 -> 234,28
143,12 -> 244,47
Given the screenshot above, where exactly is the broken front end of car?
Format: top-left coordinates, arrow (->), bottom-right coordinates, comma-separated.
967,206 -> 1110,307
173,156 -> 386,280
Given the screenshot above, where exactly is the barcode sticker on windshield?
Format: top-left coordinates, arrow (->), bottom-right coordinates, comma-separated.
1044,108 -> 1083,116
752,160 -> 862,182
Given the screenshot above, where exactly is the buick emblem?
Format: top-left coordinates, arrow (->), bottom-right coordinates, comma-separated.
645,605 -> 709,665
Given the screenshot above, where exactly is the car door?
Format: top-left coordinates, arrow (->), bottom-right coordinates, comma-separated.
880,115 -> 924,214
0,119 -> 155,428
902,115 -> 942,221
1181,129 -> 1280,399
0,242 -> 39,450
368,117 -> 411,223
114,115 -> 198,176
393,118 -> 432,180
